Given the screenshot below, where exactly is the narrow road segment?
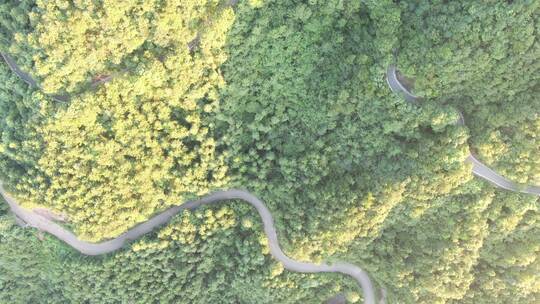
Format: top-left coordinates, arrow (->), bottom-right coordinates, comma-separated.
386,65 -> 540,196
0,184 -> 376,304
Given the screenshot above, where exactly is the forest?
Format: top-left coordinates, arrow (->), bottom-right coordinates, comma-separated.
0,0 -> 538,303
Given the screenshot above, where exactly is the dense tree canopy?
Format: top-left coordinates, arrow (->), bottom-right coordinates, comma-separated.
0,0 -> 538,303
0,0 -> 35,68
398,0 -> 540,184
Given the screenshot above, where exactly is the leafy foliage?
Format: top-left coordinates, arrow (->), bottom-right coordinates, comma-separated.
359,181 -> 539,303
0,0 -> 538,303
0,203 -> 358,303
0,211 -> 66,303
0,62 -> 53,200
398,0 -> 540,184
0,0 -> 36,68
31,52 -> 230,241
25,0 -> 232,95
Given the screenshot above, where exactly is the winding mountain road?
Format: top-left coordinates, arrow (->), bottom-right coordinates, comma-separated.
6,47 -> 537,304
0,184 -> 376,304
0,51 -> 380,303
1,52 -> 38,87
386,65 -> 540,196
1,52 -> 69,102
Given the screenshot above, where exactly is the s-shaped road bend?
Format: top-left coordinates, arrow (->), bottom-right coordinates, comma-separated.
0,51 -> 380,304
386,65 -> 540,197
0,185 -> 377,304
2,52 -> 536,304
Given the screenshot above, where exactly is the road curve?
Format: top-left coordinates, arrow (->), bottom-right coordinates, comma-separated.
1,49 -> 378,304
386,65 -> 540,196
1,52 -> 69,102
1,52 -> 38,87
0,185 -> 376,304
466,155 -> 540,195
386,65 -> 417,103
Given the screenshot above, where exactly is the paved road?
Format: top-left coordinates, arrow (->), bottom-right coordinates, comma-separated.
467,155 -> 540,195
1,52 -> 69,102
2,54 -> 535,304
1,52 -> 38,87
0,50 -> 379,304
0,185 -> 376,304
386,66 -> 417,103
386,65 -> 540,196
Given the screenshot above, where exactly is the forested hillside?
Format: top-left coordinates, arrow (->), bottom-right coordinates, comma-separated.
398,0 -> 540,185
0,0 -> 538,303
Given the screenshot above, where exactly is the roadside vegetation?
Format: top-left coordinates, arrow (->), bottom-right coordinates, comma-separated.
1,0 -> 538,303
397,0 -> 540,185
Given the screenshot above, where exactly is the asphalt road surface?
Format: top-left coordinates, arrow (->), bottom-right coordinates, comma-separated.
0,185 -> 377,304
1,52 -> 69,102
386,65 -> 539,196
